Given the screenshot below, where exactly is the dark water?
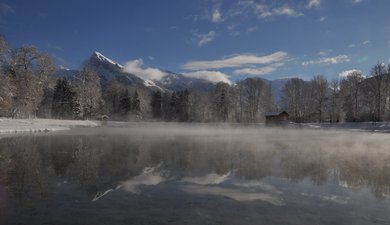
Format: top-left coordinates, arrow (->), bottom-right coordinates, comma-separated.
0,124 -> 390,225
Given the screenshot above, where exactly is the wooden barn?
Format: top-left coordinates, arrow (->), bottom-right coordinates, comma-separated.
265,111 -> 289,125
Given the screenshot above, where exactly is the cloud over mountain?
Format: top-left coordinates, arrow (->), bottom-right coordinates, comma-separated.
183,70 -> 231,84
182,51 -> 288,70
123,59 -> 166,81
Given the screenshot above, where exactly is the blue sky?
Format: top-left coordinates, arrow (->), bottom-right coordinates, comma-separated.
1,0 -> 390,83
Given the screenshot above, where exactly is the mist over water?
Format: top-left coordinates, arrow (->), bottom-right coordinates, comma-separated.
1,124 -> 390,224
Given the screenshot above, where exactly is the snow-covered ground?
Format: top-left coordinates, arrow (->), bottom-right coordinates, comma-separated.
302,122 -> 390,133
0,118 -> 100,134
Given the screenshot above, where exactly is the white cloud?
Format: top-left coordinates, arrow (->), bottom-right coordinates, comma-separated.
238,2 -> 303,19
182,51 -> 288,70
247,26 -> 258,32
123,59 -> 166,81
352,0 -> 364,3
272,6 -> 304,17
212,9 -> 222,23
257,5 -> 303,18
183,71 -> 232,84
227,24 -> 240,36
347,41 -> 369,48
306,0 -> 321,9
317,16 -> 326,22
362,40 -> 371,45
233,63 -> 284,76
197,31 -> 216,47
318,50 -> 332,56
227,24 -> 236,31
302,55 -> 351,66
253,4 -> 272,18
339,69 -> 364,78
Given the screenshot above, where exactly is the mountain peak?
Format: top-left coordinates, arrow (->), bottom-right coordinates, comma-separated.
92,51 -> 123,68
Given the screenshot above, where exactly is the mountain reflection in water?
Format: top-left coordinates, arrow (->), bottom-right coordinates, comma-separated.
0,125 -> 390,225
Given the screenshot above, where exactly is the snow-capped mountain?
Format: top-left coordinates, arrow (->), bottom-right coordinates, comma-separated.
85,52 -> 214,91
56,52 -> 215,92
93,51 -> 123,69
155,71 -> 214,91
56,52 -> 288,97
87,52 -> 150,89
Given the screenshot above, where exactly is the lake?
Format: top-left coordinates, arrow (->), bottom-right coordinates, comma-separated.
0,123 -> 389,225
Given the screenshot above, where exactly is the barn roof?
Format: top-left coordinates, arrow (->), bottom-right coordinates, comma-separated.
265,111 -> 289,117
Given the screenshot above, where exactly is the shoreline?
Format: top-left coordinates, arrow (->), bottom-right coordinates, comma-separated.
1,118 -> 390,137
0,118 -> 101,135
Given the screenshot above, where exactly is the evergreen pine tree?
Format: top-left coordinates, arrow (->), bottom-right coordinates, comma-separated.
178,89 -> 190,122
161,92 -> 170,121
169,92 -> 178,120
132,90 -> 141,118
72,97 -> 82,119
151,91 -> 162,118
105,79 -> 122,115
52,78 -> 76,119
119,89 -> 132,115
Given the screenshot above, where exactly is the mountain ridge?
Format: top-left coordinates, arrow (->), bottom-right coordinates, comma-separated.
57,52 -> 290,100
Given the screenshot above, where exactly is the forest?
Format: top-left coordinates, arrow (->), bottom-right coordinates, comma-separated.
1,36 -> 390,123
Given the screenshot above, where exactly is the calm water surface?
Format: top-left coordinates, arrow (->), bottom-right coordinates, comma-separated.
0,124 -> 389,225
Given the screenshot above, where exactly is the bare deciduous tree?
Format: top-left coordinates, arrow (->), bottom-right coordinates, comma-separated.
0,37 -> 14,116
8,46 -> 55,118
213,82 -> 231,122
234,78 -> 276,122
281,78 -> 308,122
309,75 -> 328,122
364,63 -> 387,121
328,79 -> 341,122
340,71 -> 364,121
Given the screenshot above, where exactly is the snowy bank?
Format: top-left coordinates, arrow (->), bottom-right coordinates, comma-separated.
303,122 -> 390,133
0,118 -> 100,134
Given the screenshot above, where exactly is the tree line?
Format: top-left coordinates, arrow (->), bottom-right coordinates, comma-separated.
1,36 -> 390,123
281,65 -> 390,123
0,37 -> 276,122
106,78 -> 276,122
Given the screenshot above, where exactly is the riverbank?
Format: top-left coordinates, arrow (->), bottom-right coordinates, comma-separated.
0,118 -> 100,134
302,122 -> 390,133
2,118 -> 390,136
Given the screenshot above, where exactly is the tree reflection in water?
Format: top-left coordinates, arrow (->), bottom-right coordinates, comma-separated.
0,126 -> 390,224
